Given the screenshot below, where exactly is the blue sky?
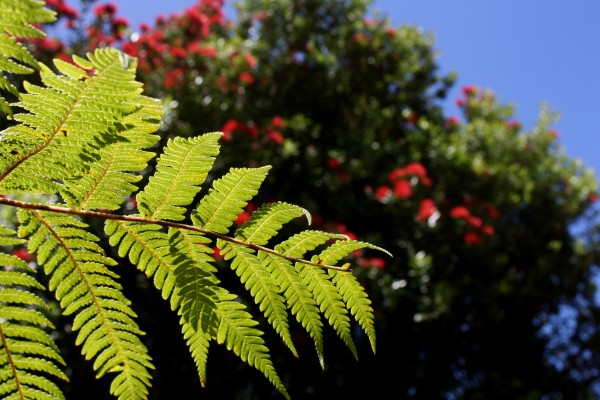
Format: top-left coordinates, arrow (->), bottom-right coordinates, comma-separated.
110,0 -> 600,179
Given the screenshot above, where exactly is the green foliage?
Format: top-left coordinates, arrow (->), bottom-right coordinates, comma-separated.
0,0 -> 54,117
0,2 -> 388,399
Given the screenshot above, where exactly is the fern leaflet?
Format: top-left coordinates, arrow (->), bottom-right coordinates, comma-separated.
0,225 -> 67,400
0,0 -> 54,116
17,210 -> 153,400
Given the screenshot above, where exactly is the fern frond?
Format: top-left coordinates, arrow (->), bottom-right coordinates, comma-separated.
0,225 -> 67,399
105,221 -> 178,305
298,259 -> 357,359
180,317 -> 212,387
192,166 -> 271,234
220,202 -> 315,357
0,0 -> 55,116
168,228 -> 220,333
219,241 -> 297,357
235,202 -> 311,245
317,240 -> 389,353
0,0 -> 54,38
17,210 -> 153,400
0,48 -> 145,195
137,134 -> 221,221
217,299 -> 290,400
273,230 -> 348,367
62,94 -> 162,211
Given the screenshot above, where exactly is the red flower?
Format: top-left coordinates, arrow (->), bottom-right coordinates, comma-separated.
212,246 -> 223,260
327,158 -> 341,169
245,125 -> 259,138
234,211 -> 250,225
163,67 -> 185,89
244,54 -> 257,69
375,185 -> 392,203
446,116 -> 459,128
393,180 -> 412,199
221,119 -> 241,141
481,225 -> 495,236
170,46 -> 187,59
12,248 -> 33,263
588,193 -> 599,203
466,215 -> 483,228
94,2 -> 117,18
239,72 -> 255,85
462,85 -> 478,96
449,206 -> 470,219
267,130 -> 284,144
359,257 -> 386,269
463,232 -> 481,245
484,202 -> 500,219
417,199 -> 437,222
271,116 -> 284,129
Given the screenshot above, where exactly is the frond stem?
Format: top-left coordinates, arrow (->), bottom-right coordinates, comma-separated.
0,324 -> 25,399
0,197 -> 351,271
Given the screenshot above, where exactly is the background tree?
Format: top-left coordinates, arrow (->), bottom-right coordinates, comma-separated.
21,0 -> 600,398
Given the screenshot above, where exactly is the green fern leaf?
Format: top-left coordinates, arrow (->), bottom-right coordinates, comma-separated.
273,230 -> 348,367
180,317 -> 212,387
317,239 -> 389,353
192,166 -> 271,234
299,260 -> 357,359
219,241 -> 297,357
0,225 -> 67,399
168,228 -> 220,334
222,202 -> 315,357
0,0 -> 55,38
0,48 -> 145,195
0,0 -> 55,116
137,133 -> 221,221
179,289 -> 237,388
105,221 -> 178,305
17,210 -> 153,400
62,94 -> 162,211
235,201 -> 311,245
217,299 -> 290,400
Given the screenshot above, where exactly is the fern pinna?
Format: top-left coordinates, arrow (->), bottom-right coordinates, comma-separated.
0,1 -> 390,399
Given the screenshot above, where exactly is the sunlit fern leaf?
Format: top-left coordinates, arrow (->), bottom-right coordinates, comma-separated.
0,0 -> 54,117
217,299 -> 290,400
62,95 -> 162,211
179,288 -> 236,388
225,202 -> 315,357
0,0 -> 55,38
105,221 -> 178,306
273,230 -> 348,367
219,240 -> 297,357
317,240 -> 390,353
192,166 -> 271,234
16,210 -> 153,400
298,259 -> 357,359
181,317 -> 212,387
0,48 -> 143,195
168,228 -> 220,334
235,201 -> 311,245
137,133 -> 222,221
0,225 -> 67,399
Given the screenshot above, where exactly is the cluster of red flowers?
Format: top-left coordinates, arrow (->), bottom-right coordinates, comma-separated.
448,199 -> 499,245
375,162 -> 432,204
220,116 -> 285,145
45,0 -> 78,25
